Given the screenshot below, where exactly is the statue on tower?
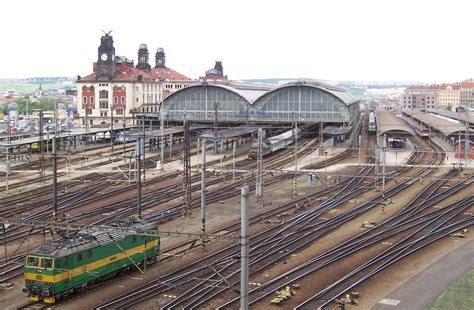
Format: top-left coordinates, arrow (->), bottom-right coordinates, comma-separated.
96,31 -> 116,80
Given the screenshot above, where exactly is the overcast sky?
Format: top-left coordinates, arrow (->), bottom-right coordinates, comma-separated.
1,0 -> 472,83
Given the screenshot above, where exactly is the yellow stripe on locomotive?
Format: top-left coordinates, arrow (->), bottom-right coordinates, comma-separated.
23,221 -> 160,303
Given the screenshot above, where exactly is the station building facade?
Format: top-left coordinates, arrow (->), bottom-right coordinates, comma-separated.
76,33 -> 193,127
77,33 -> 360,127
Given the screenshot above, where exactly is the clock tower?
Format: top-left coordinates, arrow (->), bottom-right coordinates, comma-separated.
155,47 -> 166,68
136,43 -> 151,71
97,31 -> 116,80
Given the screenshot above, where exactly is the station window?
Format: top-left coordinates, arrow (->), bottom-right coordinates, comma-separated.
114,96 -> 118,104
100,90 -> 108,99
83,97 -> 87,104
90,96 -> 95,104
122,96 -> 126,104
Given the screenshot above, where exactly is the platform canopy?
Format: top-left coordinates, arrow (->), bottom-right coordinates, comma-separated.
376,109 -> 414,136
403,109 -> 467,137
425,108 -> 474,126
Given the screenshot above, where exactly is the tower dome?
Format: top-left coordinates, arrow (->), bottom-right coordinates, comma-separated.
155,47 -> 166,68
136,43 -> 151,71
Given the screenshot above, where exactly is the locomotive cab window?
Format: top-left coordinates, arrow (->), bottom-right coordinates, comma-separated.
26,256 -> 40,267
42,258 -> 53,269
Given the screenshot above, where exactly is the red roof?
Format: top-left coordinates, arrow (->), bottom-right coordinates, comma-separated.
460,81 -> 474,88
439,83 -> 461,90
406,85 -> 439,90
78,63 -> 190,83
151,67 -> 190,81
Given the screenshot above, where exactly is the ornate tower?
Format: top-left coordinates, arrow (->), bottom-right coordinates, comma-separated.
214,61 -> 223,76
96,31 -> 116,80
155,47 -> 166,68
136,43 -> 151,71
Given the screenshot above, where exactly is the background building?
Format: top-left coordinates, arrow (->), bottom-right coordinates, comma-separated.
400,85 -> 438,109
460,80 -> 474,110
437,84 -> 460,107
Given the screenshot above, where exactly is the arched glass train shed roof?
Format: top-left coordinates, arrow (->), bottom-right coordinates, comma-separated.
161,81 -> 360,124
376,109 -> 415,136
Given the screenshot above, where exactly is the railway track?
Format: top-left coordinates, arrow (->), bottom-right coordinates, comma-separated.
0,135 -> 314,286
92,134 -> 463,309
91,166 -> 373,309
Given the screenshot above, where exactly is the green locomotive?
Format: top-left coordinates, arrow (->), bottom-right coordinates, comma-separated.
22,220 -> 160,304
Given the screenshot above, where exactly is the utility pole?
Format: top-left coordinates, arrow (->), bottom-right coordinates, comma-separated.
465,108 -> 470,162
110,105 -> 114,151
458,130 -> 461,170
382,134 -> 387,198
232,141 -> 236,179
293,122 -> 298,197
375,146 -> 381,190
39,111 -> 45,181
213,102 -> 218,137
358,134 -> 362,166
2,224 -> 7,266
319,105 -> 324,155
52,136 -> 58,223
256,128 -> 263,207
5,147 -> 9,193
200,138 -> 207,249
240,186 -> 250,310
85,105 -> 89,133
6,113 -> 10,145
182,120 -> 192,216
196,138 -> 200,168
54,100 -> 58,139
160,108 -> 164,168
220,139 -> 224,163
123,107 -> 126,161
137,137 -> 142,218
170,133 -> 173,158
142,114 -> 146,182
